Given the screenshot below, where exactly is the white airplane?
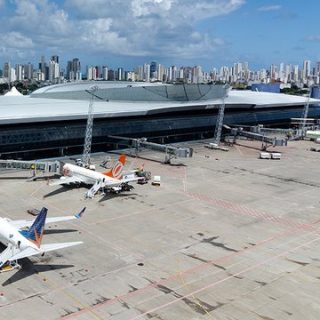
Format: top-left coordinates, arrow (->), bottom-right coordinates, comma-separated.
0,207 -> 85,270
50,155 -> 138,198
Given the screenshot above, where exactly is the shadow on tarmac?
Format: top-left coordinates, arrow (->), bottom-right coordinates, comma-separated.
98,192 -> 138,203
44,229 -> 79,235
43,186 -> 74,198
2,258 -> 74,286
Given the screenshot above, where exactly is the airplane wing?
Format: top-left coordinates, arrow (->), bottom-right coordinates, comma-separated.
5,242 -> 83,262
49,176 -> 84,186
11,207 -> 86,229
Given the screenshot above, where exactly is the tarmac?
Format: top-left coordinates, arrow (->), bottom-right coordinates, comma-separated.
0,139 -> 319,320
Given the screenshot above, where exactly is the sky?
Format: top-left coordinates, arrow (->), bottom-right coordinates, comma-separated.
0,0 -> 319,71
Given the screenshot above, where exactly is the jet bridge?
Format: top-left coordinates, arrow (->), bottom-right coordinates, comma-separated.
108,135 -> 193,163
0,159 -> 61,180
230,127 -> 288,150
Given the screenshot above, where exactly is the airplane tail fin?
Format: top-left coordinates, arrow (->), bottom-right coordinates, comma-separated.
103,155 -> 126,178
20,207 -> 47,248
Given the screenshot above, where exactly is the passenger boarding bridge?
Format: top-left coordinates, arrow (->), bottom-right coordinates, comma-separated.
0,159 -> 61,179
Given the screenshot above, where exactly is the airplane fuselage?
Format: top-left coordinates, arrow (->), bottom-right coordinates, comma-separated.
0,218 -> 38,250
62,163 -> 119,186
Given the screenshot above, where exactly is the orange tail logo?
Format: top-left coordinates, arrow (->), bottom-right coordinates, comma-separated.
103,155 -> 126,178
32,226 -> 44,248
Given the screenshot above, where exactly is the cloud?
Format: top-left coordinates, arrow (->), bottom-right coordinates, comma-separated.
258,5 -> 282,12
66,0 -> 244,21
292,45 -> 305,51
0,0 -> 245,63
0,32 -> 34,49
306,35 -> 320,42
9,0 -> 71,36
0,32 -> 35,61
66,0 -> 244,57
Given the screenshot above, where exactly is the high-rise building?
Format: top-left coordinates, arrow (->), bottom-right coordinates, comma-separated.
270,64 -> 278,81
259,69 -> 267,82
95,66 -> 100,79
3,62 -> 11,79
167,65 -> 177,82
233,62 -> 242,80
2,63 -> 16,82
117,67 -> 124,81
108,69 -> 115,81
279,63 -> 284,82
49,59 -> 60,82
66,61 -> 72,80
87,66 -> 97,80
102,66 -> 108,80
303,60 -> 311,80
284,64 -> 291,83
178,67 -> 184,80
210,68 -> 218,81
10,67 -> 16,82
184,67 -> 192,83
150,61 -> 157,79
76,71 -> 82,81
73,58 -> 81,74
293,65 -> 299,82
136,66 -> 144,81
143,64 -> 150,82
39,56 -> 48,80
192,65 -> 202,83
67,58 -> 81,80
126,71 -> 136,81
316,61 -> 320,75
24,63 -> 33,80
15,64 -> 24,81
156,64 -> 165,82
51,55 -> 59,64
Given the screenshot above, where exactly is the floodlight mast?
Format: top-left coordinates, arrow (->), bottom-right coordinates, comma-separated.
299,87 -> 312,137
82,86 -> 99,167
213,97 -> 226,145
212,84 -> 228,145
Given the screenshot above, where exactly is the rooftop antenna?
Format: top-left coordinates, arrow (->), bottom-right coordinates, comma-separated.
82,85 -> 99,167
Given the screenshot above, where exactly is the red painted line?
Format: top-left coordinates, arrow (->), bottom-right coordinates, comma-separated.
129,234 -> 320,320
58,190 -> 320,319
185,191 -> 315,231
60,221 -> 320,320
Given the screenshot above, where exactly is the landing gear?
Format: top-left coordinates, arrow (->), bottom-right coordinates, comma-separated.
0,260 -> 21,273
121,183 -> 134,192
102,183 -> 134,195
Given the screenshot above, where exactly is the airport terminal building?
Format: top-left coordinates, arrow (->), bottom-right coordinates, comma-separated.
0,81 -> 319,158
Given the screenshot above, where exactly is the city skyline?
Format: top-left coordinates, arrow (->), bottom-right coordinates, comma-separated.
0,0 -> 319,69
2,55 -> 320,87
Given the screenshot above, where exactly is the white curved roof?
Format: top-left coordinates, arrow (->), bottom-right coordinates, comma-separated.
227,90 -> 317,108
32,81 -> 165,95
0,89 -> 318,125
